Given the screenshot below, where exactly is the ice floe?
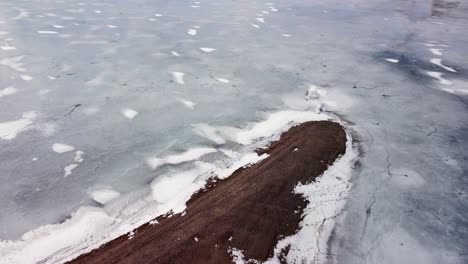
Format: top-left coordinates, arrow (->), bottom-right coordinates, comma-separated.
52,143 -> 75,154
200,47 -> 215,53
384,58 -> 399,63
187,28 -> 197,36
121,108 -> 139,119
172,71 -> 185,84
64,164 -> 78,177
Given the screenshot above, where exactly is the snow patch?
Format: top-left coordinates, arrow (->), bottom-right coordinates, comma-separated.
64,164 -> 78,177
264,131 -> 357,264
52,143 -> 75,153
121,108 -> 138,119
0,112 -> 37,140
200,47 -> 216,53
172,71 -> 185,84
0,86 -> 18,97
146,147 -> 217,170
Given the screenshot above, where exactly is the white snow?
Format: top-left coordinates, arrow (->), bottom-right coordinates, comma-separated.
264,131 -> 357,264
121,108 -> 139,119
0,112 -> 37,140
64,164 -> 78,177
193,110 -> 328,145
200,47 -> 216,53
429,58 -> 456,72
0,45 -> 16,51
429,48 -> 443,56
0,86 -> 18,97
0,56 -> 26,72
176,98 -> 196,109
74,151 -> 85,163
172,71 -> 185,84
146,147 -> 217,170
52,143 -> 75,153
426,71 -> 453,85
187,28 -> 197,36
0,109 -> 340,264
385,58 -> 399,63
20,75 -> 33,81
37,31 -> 58,34
0,207 -> 115,264
90,188 -> 121,204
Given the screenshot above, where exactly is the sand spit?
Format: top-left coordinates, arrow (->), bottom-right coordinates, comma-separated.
68,121 -> 346,264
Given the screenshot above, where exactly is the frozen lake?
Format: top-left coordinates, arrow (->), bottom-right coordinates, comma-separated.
1,0 -> 467,263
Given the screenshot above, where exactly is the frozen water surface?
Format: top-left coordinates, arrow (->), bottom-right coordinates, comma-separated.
1,0 -> 468,263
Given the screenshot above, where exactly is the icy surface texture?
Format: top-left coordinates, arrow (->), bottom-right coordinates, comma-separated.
0,0 -> 467,263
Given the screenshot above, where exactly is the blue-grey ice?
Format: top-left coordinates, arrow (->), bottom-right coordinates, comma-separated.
0,0 -> 467,263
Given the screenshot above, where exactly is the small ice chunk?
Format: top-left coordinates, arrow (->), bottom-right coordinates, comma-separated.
106,25 -> 117,28
20,75 -> 33,81
282,34 -> 292,37
385,58 -> 399,63
177,98 -> 196,109
0,86 -> 18,97
0,45 -> 16,51
171,51 -> 180,57
200,47 -> 216,53
216,78 -> 230,83
426,71 -> 453,85
172,72 -> 185,84
429,48 -> 443,56
74,151 -> 85,163
121,108 -> 138,119
154,14 -> 163,17
251,24 -> 260,28
37,31 -> 58,34
424,43 -> 448,47
256,17 -> 265,23
64,164 -> 78,177
52,143 -> 75,153
187,29 -> 197,36
430,58 -> 456,72
53,25 -> 64,28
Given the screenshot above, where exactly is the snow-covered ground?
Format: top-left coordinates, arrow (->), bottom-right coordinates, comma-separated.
1,0 -> 467,263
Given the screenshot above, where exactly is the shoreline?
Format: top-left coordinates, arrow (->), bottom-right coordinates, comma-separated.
68,121 -> 347,264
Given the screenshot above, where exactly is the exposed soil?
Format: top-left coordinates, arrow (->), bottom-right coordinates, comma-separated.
68,121 -> 346,264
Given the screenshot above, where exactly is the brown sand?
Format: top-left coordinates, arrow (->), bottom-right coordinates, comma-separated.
68,121 -> 346,264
